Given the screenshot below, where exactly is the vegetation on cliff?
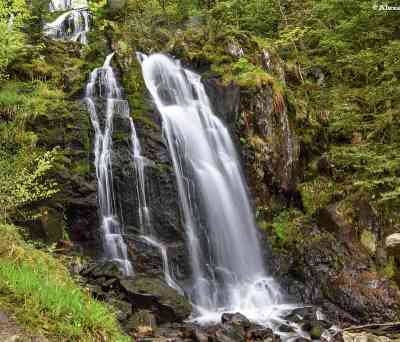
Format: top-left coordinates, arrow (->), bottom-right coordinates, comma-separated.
1,0 -> 400,336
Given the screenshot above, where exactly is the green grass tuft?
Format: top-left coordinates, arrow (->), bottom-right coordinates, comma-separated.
0,224 -> 129,342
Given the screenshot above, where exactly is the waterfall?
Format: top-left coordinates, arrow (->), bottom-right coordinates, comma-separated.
49,0 -> 87,12
139,53 -> 294,326
44,0 -> 89,44
85,53 -> 133,276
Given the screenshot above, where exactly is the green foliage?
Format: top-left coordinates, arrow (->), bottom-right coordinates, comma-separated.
329,144 -> 400,207
0,147 -> 59,222
263,209 -> 304,249
209,0 -> 280,35
0,224 -> 128,341
299,177 -> 338,215
0,0 -> 29,80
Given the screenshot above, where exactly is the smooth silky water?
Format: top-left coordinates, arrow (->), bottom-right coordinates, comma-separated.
138,53 -> 300,332
85,53 -> 133,276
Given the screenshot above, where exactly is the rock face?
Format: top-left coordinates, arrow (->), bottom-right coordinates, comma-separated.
269,214 -> 400,325
239,85 -> 301,208
81,263 -> 191,329
116,96 -> 191,285
203,78 -> 241,125
343,323 -> 400,342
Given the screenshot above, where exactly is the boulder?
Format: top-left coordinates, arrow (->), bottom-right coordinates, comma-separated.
221,312 -> 251,329
119,276 -> 191,323
284,306 -> 318,323
246,328 -> 281,342
82,260 -> 127,280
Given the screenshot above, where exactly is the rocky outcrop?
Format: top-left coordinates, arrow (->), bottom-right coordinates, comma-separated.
343,323 -> 400,342
119,276 -> 191,323
117,96 -> 191,284
80,262 -> 191,332
268,213 -> 400,325
239,85 -> 301,208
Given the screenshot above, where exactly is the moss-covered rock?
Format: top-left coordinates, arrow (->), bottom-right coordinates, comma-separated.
119,276 -> 191,323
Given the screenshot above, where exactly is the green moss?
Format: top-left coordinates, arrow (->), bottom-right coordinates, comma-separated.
72,160 -> 91,176
299,177 -> 338,215
264,209 -> 305,250
383,256 -> 397,279
360,230 -> 377,255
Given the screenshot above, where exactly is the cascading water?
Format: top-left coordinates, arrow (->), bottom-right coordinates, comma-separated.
128,109 -> 183,294
139,53 -> 296,327
49,0 -> 87,12
44,0 -> 89,44
85,53 -> 133,276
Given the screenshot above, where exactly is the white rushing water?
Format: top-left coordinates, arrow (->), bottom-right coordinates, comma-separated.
85,53 -> 133,276
138,53 -> 295,327
44,0 -> 89,44
49,0 -> 87,12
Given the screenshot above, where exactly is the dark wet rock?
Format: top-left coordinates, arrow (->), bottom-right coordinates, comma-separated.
238,84 -> 301,208
315,204 -> 352,236
221,312 -> 251,329
82,260 -> 127,280
277,324 -> 295,333
246,327 -> 281,342
126,236 -> 165,277
269,218 -> 400,325
284,306 -> 318,323
119,276 -> 191,323
109,94 -> 191,284
85,283 -> 107,300
203,78 -> 240,125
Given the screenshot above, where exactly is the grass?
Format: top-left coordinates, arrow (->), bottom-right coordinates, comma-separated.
0,224 -> 129,341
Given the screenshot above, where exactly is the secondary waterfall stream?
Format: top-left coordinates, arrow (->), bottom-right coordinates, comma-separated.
44,0 -> 89,44
139,53 -> 294,326
129,114 -> 183,293
85,53 -> 133,276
